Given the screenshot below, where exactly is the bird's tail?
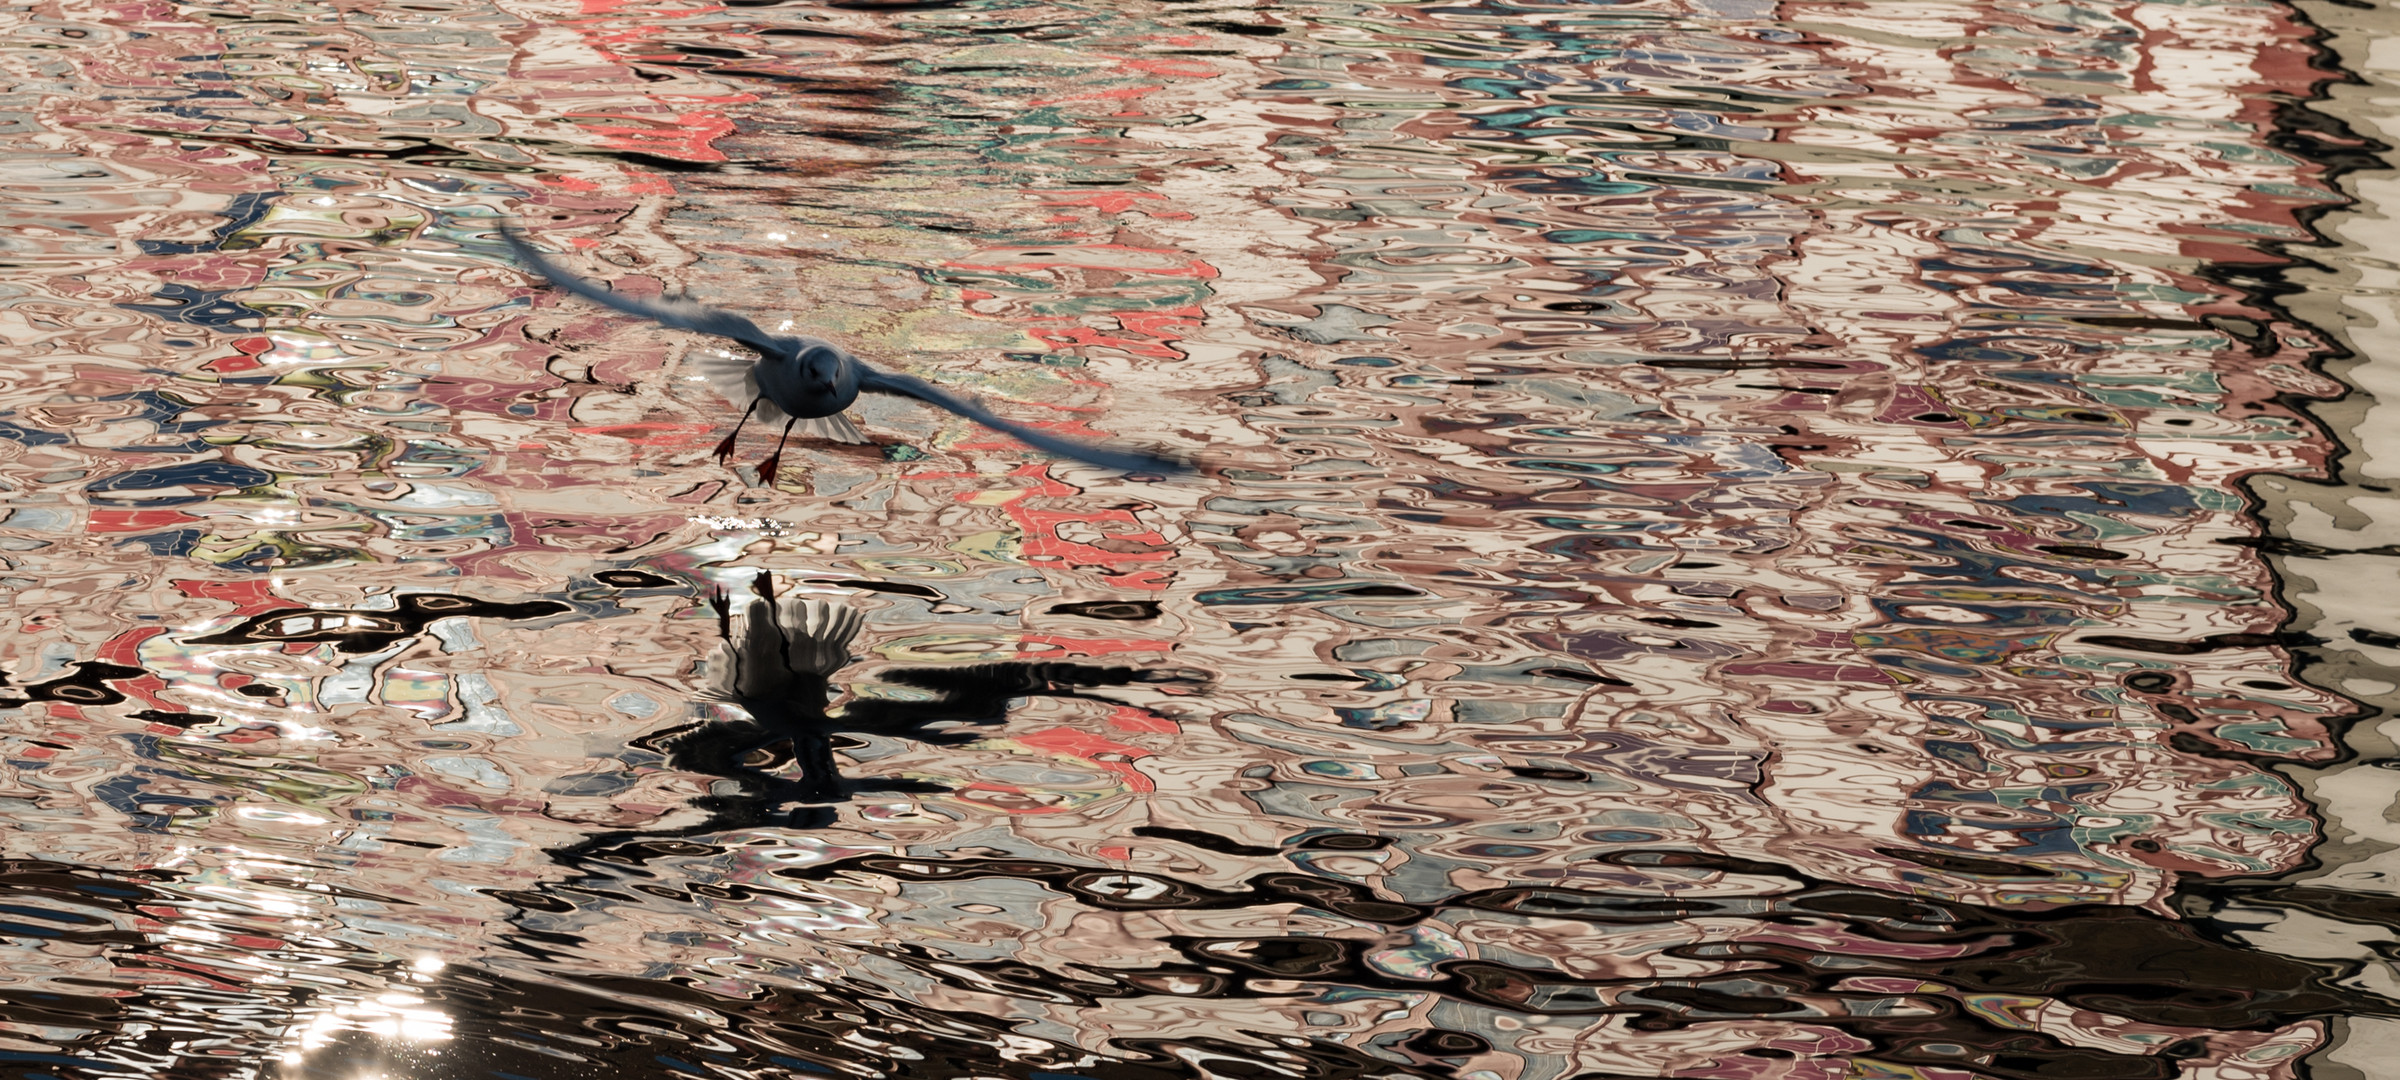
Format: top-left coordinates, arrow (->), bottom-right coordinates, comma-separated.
793,412 -> 868,444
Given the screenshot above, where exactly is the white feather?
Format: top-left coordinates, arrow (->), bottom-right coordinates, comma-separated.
793,412 -> 868,445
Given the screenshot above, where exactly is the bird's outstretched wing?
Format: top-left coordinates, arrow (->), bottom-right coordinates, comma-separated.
857,365 -> 1189,475
500,226 -> 796,360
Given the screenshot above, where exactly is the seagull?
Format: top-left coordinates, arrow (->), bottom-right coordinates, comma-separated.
499,227 -> 1188,481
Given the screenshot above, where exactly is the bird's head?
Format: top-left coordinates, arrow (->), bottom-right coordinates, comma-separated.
793,342 -> 860,411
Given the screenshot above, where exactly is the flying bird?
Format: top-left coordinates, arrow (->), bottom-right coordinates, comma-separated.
499,227 -> 1187,481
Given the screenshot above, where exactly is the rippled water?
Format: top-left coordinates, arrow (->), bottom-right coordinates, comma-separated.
2,0 -> 2398,1076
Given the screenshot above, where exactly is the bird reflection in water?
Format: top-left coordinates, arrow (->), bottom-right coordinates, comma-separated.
632,573 -> 1203,832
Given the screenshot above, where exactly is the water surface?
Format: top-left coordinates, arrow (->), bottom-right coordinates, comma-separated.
0,0 -> 2394,1077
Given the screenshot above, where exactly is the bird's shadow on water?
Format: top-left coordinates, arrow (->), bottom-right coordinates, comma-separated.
551,575 -> 1204,863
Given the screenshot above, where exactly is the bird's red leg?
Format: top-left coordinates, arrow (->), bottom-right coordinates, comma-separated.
757,414 -> 802,486
714,397 -> 762,462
